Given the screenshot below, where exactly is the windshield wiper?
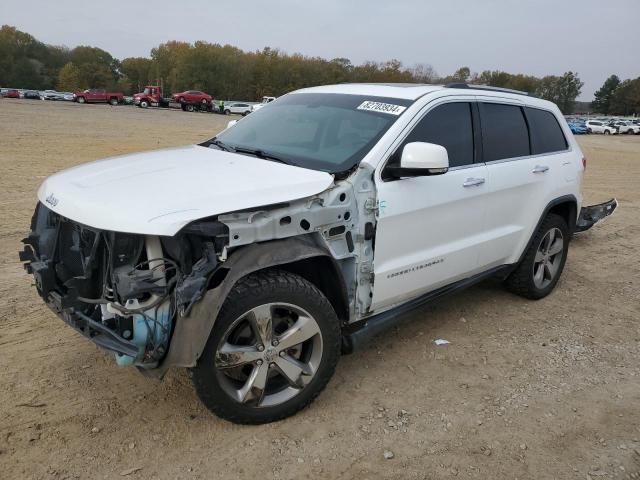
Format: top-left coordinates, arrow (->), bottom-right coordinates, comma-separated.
204,138 -> 233,152
232,147 -> 292,166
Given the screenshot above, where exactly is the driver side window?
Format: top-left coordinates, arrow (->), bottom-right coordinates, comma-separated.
386,102 -> 475,174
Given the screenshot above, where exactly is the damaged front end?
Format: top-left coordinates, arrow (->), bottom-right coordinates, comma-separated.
19,203 -> 225,369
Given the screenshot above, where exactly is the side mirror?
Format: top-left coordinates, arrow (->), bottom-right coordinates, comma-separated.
386,142 -> 449,178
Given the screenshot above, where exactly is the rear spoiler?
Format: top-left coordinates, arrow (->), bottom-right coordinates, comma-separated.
575,198 -> 618,233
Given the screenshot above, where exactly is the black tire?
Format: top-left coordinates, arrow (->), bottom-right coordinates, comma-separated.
186,104 -> 195,112
192,270 -> 341,424
224,109 -> 231,115
77,96 -> 85,104
505,213 -> 570,300
109,97 -> 118,106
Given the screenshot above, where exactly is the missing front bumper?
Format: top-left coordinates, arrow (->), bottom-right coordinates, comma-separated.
575,198 -> 618,233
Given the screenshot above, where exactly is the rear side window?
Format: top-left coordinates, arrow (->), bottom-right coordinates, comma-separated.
480,103 -> 530,161
397,102 -> 475,168
526,108 -> 567,154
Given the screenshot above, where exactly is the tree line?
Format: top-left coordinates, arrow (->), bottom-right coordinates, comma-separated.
0,24 -> 601,114
592,75 -> 640,115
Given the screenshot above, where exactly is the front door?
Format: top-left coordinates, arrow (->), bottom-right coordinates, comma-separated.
371,101 -> 490,311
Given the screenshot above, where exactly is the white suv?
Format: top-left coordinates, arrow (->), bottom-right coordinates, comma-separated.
585,120 -> 617,134
20,83 -> 616,424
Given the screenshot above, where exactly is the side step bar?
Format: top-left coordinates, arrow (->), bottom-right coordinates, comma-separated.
575,198 -> 618,233
342,265 -> 511,353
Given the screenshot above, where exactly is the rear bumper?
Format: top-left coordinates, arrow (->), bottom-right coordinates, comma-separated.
575,198 -> 618,233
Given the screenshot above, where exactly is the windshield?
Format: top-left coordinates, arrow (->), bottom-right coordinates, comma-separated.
210,93 -> 413,173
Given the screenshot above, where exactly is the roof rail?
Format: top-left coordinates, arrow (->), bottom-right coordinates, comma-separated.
445,83 -> 536,97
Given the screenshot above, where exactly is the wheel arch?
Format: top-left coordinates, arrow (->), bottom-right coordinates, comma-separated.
514,194 -> 577,268
148,235 -> 349,378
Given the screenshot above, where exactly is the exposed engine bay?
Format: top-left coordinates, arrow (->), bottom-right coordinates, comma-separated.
19,203 -> 227,368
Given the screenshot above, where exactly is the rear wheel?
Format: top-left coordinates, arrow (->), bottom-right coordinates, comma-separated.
186,104 -> 195,112
505,213 -> 569,300
192,270 -> 341,424
109,97 -> 118,106
224,109 -> 231,115
604,129 -> 611,135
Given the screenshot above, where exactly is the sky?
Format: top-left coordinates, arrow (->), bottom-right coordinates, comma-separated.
1,0 -> 638,100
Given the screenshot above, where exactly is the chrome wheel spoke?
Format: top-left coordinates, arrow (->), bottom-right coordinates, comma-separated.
547,237 -> 563,256
277,315 -> 321,351
216,343 -> 262,369
535,250 -> 545,263
534,263 -> 545,285
275,355 -> 313,388
237,362 -> 269,404
248,304 -> 273,347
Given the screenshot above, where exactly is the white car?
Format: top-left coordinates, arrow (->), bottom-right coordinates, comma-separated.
585,120 -> 617,134
21,83 -> 616,424
612,121 -> 640,135
250,95 -> 276,113
223,102 -> 253,116
40,90 -> 65,101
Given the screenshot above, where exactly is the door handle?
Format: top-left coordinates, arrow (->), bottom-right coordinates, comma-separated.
532,165 -> 549,173
463,177 -> 485,187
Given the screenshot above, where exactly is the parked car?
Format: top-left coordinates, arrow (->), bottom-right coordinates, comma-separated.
2,89 -> 20,98
224,102 -> 253,116
40,90 -> 65,101
612,121 -> 640,135
23,90 -> 41,100
74,89 -> 124,105
568,122 -> 588,134
250,96 -> 276,113
585,120 -> 617,135
171,90 -> 212,105
20,83 -> 616,424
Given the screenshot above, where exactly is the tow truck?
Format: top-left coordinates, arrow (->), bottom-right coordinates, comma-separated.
133,86 -> 212,112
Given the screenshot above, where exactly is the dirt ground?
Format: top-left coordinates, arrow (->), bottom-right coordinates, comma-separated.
0,100 -> 638,480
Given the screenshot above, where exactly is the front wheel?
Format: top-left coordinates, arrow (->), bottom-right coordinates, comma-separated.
77,97 -> 85,104
192,270 -> 341,424
505,213 -> 569,300
224,109 -> 231,115
604,129 -> 611,135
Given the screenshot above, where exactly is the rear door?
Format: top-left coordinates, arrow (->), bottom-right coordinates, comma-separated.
478,101 -> 570,268
371,100 -> 490,311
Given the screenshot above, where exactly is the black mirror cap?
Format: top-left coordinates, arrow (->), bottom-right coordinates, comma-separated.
385,166 -> 448,179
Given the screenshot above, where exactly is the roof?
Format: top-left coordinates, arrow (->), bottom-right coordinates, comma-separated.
293,83 -> 445,100
291,83 -> 559,111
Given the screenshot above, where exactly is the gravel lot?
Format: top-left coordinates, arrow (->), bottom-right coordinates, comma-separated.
1,100 -> 639,479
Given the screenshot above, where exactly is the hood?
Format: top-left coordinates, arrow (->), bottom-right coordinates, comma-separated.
37,145 -> 334,236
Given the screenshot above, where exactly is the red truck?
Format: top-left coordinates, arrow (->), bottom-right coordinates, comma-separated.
134,86 -> 212,112
74,89 -> 124,105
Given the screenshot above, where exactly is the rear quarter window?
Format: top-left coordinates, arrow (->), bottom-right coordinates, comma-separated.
525,107 -> 568,154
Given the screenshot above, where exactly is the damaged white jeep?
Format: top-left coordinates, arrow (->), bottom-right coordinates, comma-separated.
20,83 -> 616,424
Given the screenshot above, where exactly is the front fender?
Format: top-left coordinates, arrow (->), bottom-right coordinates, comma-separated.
143,235 -> 338,378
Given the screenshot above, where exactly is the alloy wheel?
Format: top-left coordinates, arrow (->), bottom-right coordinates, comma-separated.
532,227 -> 564,289
214,303 -> 323,408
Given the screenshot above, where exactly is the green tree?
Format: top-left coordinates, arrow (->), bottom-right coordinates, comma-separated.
609,78 -> 640,116
56,62 -> 81,91
592,75 -> 621,114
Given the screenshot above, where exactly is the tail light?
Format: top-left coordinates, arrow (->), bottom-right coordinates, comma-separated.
582,156 -> 587,171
